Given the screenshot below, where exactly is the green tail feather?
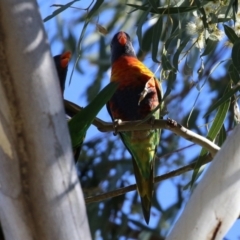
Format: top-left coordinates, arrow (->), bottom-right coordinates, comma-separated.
140,195 -> 152,224
132,157 -> 154,224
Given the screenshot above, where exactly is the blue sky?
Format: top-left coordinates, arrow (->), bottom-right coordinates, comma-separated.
39,1 -> 240,239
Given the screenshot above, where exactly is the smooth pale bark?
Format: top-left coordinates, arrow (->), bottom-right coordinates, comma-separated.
0,1 -> 91,240
166,125 -> 240,240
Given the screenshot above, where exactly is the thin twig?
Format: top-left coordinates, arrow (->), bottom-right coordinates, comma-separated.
85,154 -> 212,204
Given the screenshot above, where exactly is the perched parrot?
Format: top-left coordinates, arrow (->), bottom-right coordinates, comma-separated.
107,31 -> 162,224
53,51 -> 82,161
53,51 -> 71,94
53,52 -> 83,162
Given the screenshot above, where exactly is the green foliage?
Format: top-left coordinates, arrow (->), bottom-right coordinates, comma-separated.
200,39 -> 218,57
173,36 -> 192,70
191,86 -> 231,186
228,63 -> 239,84
224,24 -> 239,43
232,39 -> 240,72
204,86 -> 240,117
68,82 -> 118,150
127,4 -> 198,14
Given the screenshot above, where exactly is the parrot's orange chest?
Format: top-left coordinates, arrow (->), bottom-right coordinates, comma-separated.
111,56 -> 154,88
108,56 -> 160,121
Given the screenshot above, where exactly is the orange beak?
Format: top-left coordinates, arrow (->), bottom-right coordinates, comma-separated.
60,51 -> 71,68
117,31 -> 127,45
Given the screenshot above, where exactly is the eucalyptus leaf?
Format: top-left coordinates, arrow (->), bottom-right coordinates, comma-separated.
163,70 -> 176,100
191,87 -> 231,187
232,39 -> 240,72
200,39 -> 218,57
228,63 -> 240,84
162,54 -> 173,71
223,24 -> 239,44
87,0 -> 104,19
137,8 -> 151,49
152,16 -> 163,63
68,82 -> 118,150
43,0 -> 79,22
225,0 -> 236,20
127,4 -> 198,14
218,125 -> 227,147
173,36 -> 191,70
204,86 -> 240,117
148,0 -> 159,12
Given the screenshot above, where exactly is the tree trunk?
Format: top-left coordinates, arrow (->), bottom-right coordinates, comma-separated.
166,125 -> 240,240
0,0 -> 91,239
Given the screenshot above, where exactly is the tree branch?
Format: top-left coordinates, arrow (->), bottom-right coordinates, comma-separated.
64,100 -> 220,157
85,154 -> 212,204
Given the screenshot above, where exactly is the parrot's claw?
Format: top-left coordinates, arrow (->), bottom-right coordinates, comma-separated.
138,87 -> 149,105
149,116 -> 155,129
113,119 -> 122,136
138,77 -> 154,105
167,118 -> 177,128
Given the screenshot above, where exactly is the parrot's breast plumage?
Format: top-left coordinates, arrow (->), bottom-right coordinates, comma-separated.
108,53 -> 161,188
109,56 -> 160,121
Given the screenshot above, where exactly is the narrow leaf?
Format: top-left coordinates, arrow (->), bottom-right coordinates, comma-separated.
69,1 -> 104,85
206,99 -> 230,141
165,27 -> 180,50
218,17 -> 233,22
126,4 -> 198,14
152,16 -> 163,63
232,39 -> 240,72
191,87 -> 231,186
204,86 -> 240,117
136,8 -> 151,49
225,0 -> 236,20
201,39 -> 218,57
68,82 -> 118,149
172,36 -> 191,70
43,0 -> 79,22
163,70 -> 176,100
140,26 -> 154,53
127,3 -> 149,14
87,0 -> 104,19
233,0 -> 238,13
218,125 -> 227,147
223,24 -> 239,44
228,63 -> 240,84
194,0 -> 208,28
162,54 -> 173,70
148,0 -> 158,12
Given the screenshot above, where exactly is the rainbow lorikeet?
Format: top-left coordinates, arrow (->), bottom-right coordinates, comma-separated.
107,32 -> 162,224
53,52 -> 83,162
53,51 -> 71,94
53,51 -> 82,161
